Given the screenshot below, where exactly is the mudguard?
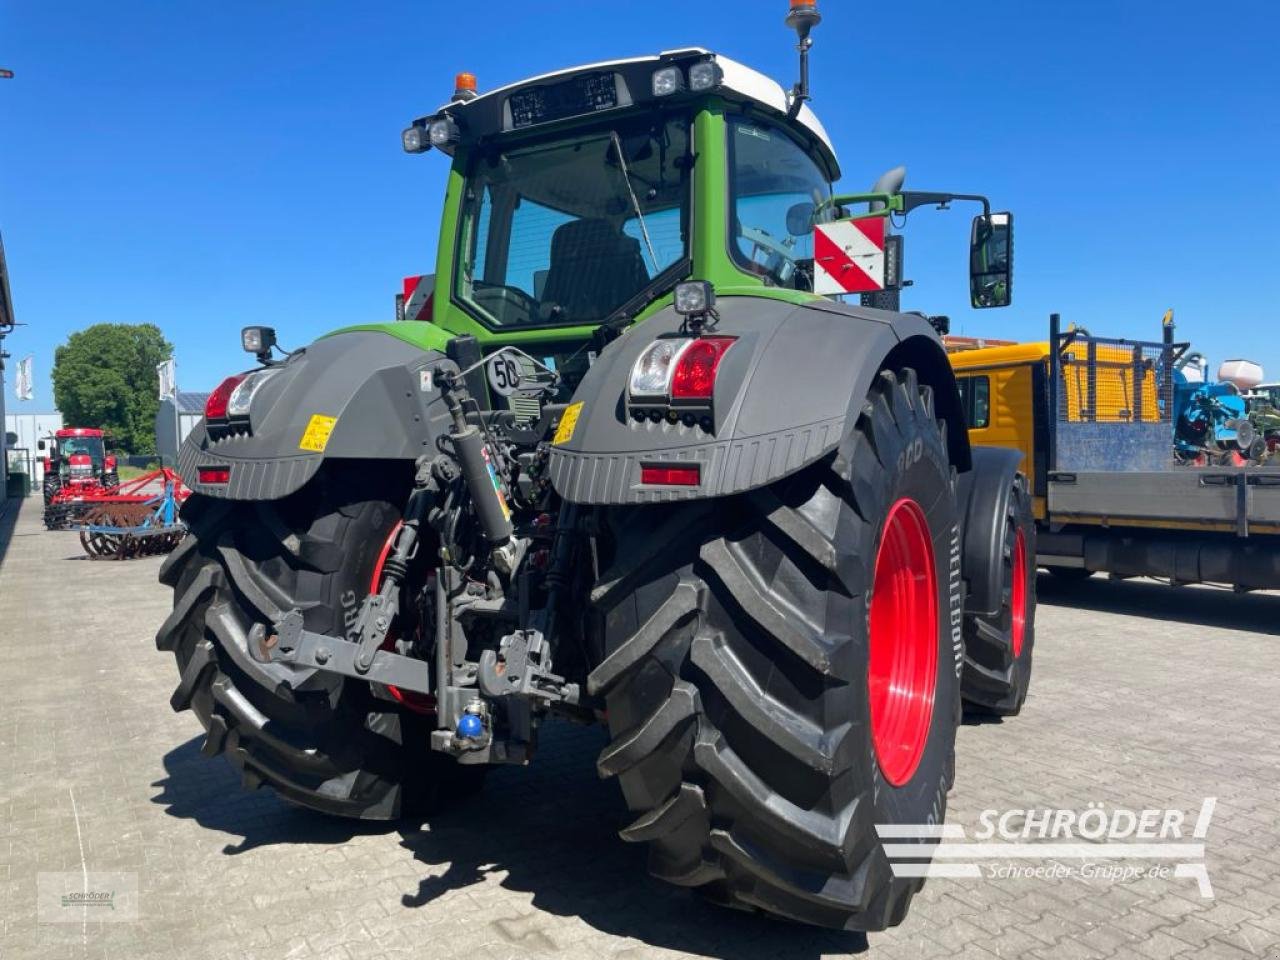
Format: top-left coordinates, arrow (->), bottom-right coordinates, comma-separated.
548,295 -> 967,504
956,445 -> 1025,618
179,330 -> 456,501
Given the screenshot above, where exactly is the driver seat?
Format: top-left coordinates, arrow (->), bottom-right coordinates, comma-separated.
541,219 -> 649,322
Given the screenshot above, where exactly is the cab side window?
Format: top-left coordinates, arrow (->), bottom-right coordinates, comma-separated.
728,118 -> 832,290
958,376 -> 991,429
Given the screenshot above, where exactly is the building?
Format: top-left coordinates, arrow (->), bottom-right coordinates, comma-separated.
0,230 -> 15,498
155,391 -> 209,467
4,412 -> 64,484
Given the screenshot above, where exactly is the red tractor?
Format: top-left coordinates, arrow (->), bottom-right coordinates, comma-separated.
41,427 -> 119,529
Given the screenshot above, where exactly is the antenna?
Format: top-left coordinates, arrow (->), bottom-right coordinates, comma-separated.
785,1 -> 821,119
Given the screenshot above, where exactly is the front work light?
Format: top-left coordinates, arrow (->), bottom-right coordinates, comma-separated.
688,61 -> 721,91
402,125 -> 430,153
429,116 -> 461,147
651,66 -> 685,97
673,280 -> 715,316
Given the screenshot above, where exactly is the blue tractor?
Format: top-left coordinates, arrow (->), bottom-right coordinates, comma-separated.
1173,354 -> 1265,464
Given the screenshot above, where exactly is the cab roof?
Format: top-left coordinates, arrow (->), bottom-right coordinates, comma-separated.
425,48 -> 841,180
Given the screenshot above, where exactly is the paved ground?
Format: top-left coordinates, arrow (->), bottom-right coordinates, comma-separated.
2,493 -> 1279,960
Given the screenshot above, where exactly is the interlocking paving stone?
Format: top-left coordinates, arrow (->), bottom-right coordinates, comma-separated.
1,494 -> 1278,960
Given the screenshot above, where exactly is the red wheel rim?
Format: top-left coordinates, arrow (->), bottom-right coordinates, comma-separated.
1011,527 -> 1027,658
370,521 -> 436,715
868,498 -> 938,787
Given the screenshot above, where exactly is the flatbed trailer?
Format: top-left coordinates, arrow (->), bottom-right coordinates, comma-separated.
948,314 -> 1280,590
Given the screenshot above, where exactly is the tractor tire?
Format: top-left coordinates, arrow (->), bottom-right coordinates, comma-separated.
960,476 -> 1035,716
156,462 -> 483,820
102,470 -> 119,490
589,368 -> 962,931
43,475 -> 60,506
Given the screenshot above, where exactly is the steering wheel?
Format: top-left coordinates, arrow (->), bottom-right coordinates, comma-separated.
739,225 -> 799,284
472,282 -> 539,324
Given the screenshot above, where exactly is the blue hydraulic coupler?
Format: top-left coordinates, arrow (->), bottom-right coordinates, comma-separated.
456,713 -> 484,740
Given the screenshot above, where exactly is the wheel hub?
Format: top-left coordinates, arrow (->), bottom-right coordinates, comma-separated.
868,497 -> 938,787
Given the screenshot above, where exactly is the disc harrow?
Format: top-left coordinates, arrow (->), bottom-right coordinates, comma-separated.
73,468 -> 191,560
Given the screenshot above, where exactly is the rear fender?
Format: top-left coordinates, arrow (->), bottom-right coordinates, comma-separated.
179,330 -> 456,501
547,296 -> 964,504
956,446 -> 1025,617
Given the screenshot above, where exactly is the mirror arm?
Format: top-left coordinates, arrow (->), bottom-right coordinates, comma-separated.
823,191 -> 992,221
898,191 -> 991,219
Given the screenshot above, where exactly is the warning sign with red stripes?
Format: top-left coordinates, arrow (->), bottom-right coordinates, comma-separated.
401,274 -> 434,322
813,217 -> 886,295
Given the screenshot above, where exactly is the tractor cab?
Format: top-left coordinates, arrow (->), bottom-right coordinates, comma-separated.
45,428 -> 110,483
401,34 -> 1011,368
403,48 -> 841,339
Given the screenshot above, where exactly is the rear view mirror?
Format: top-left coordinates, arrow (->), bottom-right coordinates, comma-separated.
37,440 -> 46,451
970,211 -> 1013,308
786,201 -> 816,238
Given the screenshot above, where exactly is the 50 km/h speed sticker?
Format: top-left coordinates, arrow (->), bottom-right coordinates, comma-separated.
487,353 -> 523,397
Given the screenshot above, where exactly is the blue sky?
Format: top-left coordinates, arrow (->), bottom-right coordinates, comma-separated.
2,0 -> 1278,409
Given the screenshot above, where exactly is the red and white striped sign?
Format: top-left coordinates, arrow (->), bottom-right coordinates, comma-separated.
813,217 -> 886,295
401,274 -> 434,322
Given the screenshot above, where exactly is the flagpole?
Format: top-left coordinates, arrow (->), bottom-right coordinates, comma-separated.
172,360 -> 180,468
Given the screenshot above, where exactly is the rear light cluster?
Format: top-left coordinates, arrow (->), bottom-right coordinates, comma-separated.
205,375 -> 245,420
198,466 -> 231,485
629,336 -> 735,403
206,370 -> 277,422
628,335 -> 735,431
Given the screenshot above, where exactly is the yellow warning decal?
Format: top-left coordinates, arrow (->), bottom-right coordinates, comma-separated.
553,402 -> 584,446
299,414 -> 338,452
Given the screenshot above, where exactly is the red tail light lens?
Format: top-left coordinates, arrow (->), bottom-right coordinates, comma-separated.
206,375 -> 247,420
671,336 -> 735,400
640,464 -> 701,486
198,466 -> 231,484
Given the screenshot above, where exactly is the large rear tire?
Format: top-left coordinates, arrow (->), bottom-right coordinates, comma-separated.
589,369 -> 962,931
960,477 -> 1036,716
156,462 -> 483,820
42,474 -> 60,505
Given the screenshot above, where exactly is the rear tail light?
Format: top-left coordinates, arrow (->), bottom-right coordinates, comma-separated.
226,369 -> 277,418
671,336 -> 735,400
641,464 -> 701,486
198,466 -> 231,484
630,338 -> 691,398
206,375 -> 247,420
629,336 -> 736,402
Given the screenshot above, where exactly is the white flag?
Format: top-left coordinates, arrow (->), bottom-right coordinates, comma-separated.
157,358 -> 177,401
14,355 -> 33,401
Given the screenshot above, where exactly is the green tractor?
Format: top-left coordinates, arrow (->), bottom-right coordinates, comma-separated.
159,2 -> 1034,931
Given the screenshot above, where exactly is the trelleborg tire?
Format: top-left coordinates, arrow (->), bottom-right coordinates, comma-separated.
43,474 -> 60,506
960,476 -> 1036,716
155,461 -> 483,820
588,368 -> 963,931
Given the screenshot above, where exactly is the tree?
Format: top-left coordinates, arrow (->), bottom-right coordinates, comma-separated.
52,323 -> 173,454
